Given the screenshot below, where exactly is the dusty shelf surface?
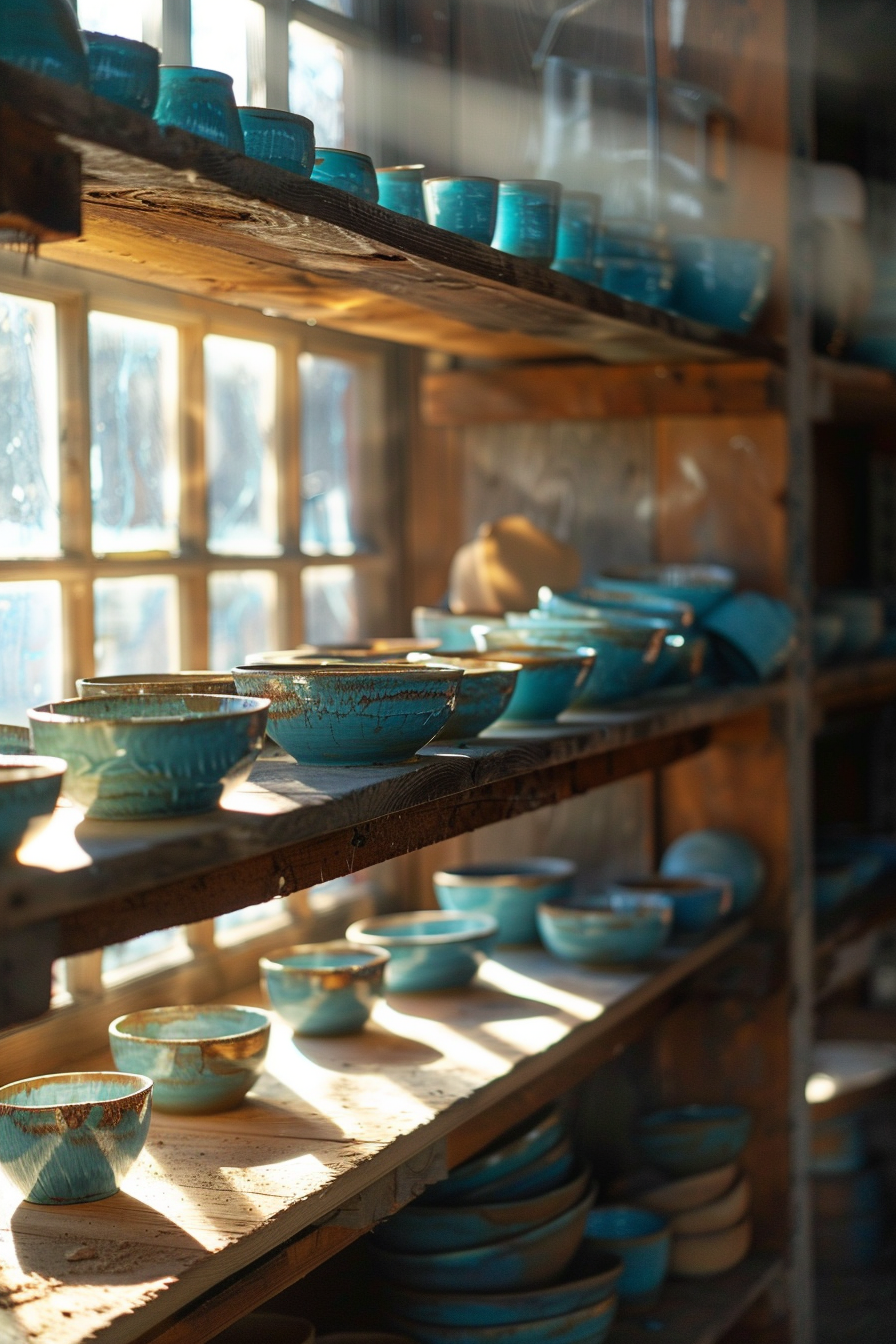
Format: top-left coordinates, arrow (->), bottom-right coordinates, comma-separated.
611,1253 -> 781,1344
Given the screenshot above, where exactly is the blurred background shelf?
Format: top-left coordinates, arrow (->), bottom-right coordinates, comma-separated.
815,874 -> 896,1000
610,1253 -> 782,1344
814,659 -> 896,720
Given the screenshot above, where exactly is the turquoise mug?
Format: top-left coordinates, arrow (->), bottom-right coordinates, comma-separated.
492,179 -> 562,265
312,147 -> 378,202
0,0 -> 89,87
670,235 -> 774,333
552,190 -> 602,281
155,66 -> 244,150
84,31 -> 159,113
701,591 -> 796,682
376,165 -> 426,220
238,107 -> 315,176
600,257 -> 676,308
423,177 -> 498,244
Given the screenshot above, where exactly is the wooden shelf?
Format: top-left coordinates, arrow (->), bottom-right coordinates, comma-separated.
0,64 -> 784,367
815,874 -> 896,1000
612,1253 -> 782,1344
813,356 -> 896,421
0,926 -> 753,1344
813,658 -> 896,722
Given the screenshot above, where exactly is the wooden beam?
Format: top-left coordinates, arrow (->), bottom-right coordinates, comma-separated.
0,104 -> 80,243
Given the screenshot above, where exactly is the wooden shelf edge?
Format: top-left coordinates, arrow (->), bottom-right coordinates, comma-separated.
611,1253 -> 782,1344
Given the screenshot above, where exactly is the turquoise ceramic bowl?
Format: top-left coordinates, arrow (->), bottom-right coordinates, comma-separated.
609,874 -> 733,934
423,177 -> 498,245
599,258 -> 675,308
539,584 -> 694,630
427,658 -> 520,741
312,147 -> 378,202
0,1071 -> 152,1204
389,1294 -> 616,1344
0,756 -> 65,860
109,1004 -> 270,1114
238,107 -> 315,175
433,857 -> 576,945
701,591 -> 796,682
412,608 -> 507,652
29,694 -> 268,820
246,639 -> 440,663
0,0 -> 89,87
377,165 -> 427,220
473,644 -> 594,722
84,31 -> 159,113
0,725 -> 31,754
492,179 -> 562,265
537,893 -> 673,964
77,671 -> 237,696
346,910 -> 497,992
812,612 -> 845,664
670,236 -> 775,333
637,1105 -> 752,1177
472,1135 -> 575,1202
660,829 -> 765,913
504,614 -> 670,706
816,591 -> 884,656
261,941 -> 389,1035
425,1107 -> 567,1205
232,664 -> 462,766
594,564 -> 736,620
551,191 -> 602,282
155,66 -> 244,149
582,1206 -> 669,1302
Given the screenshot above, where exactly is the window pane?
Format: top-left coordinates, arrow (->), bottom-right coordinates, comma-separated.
102,927 -> 187,983
76,0 -> 145,40
289,21 -> 345,148
209,570 -> 278,670
307,0 -> 354,16
215,900 -> 290,941
0,293 -> 60,559
0,582 -> 63,724
205,335 -> 279,556
301,565 -> 359,645
94,576 -> 180,676
300,353 -> 360,556
89,311 -> 179,556
192,0 -> 266,107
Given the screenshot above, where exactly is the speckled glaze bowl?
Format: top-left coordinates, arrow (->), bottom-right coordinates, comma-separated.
0,0 -> 89,87
77,671 -> 237,697
84,31 -> 160,113
238,107 -> 315,175
636,1105 -> 752,1177
0,1071 -> 152,1204
581,1206 -> 669,1302
346,910 -> 497,991
29,693 -> 268,819
537,893 -> 673,965
471,644 -> 594,722
660,829 -> 765,913
232,664 -> 462,766
154,66 -> 244,149
261,941 -> 389,1035
433,858 -> 576,945
0,756 -> 66,860
424,1106 -> 567,1205
109,1005 -> 270,1114
312,147 -> 378,202
608,874 -> 733,934
427,658 -> 521,741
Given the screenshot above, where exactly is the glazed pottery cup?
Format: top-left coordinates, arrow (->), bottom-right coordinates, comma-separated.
261,941 -> 389,1035
599,257 -> 676,308
581,1206 -> 670,1302
433,857 -> 576,945
84,31 -> 160,113
492,179 -> 562,265
238,107 -> 315,176
537,893 -> 673,965
376,165 -> 427,220
471,643 -> 594,722
77,671 -> 237,696
109,1004 -> 270,1114
660,828 -> 765,913
0,756 -> 66,860
346,910 -> 498,992
637,1105 -> 752,1177
412,606 -> 507,652
0,1071 -> 152,1204
608,874 -> 732,934
669,236 -> 775,333
312,147 -> 378,202
551,191 -> 602,281
426,1105 -> 567,1204
0,0 -> 89,87
154,66 -> 244,150
503,613 -> 671,706
594,564 -> 736,620
428,657 -> 521,740
423,177 -> 499,245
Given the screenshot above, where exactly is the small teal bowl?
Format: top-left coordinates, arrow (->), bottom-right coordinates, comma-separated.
637,1105 -> 752,1177
594,564 -> 736,620
537,893 -> 673,965
109,1005 -> 270,1114
551,191 -> 602,282
0,725 -> 32,754
0,756 -> 65,860
599,257 -> 676,308
539,584 -> 694,630
390,1293 -> 616,1344
582,1206 -> 669,1303
312,147 -> 378,202
812,612 -> 845,664
28,693 -> 268,820
232,663 -> 462,766
661,829 -> 765,913
346,910 -> 497,992
238,107 -> 315,175
492,179 -> 562,265
609,874 -> 733,934
504,613 -> 670,706
0,0 -> 89,88
84,31 -> 159,113
412,607 -> 507,652
376,165 -> 427,220
424,177 -> 498,245
0,1071 -> 152,1204
472,644 -> 594,722
433,857 -> 576,945
261,941 -> 389,1036
670,236 -> 775,333
425,1106 -> 567,1205
155,66 -> 244,149
701,591 -> 796,682
428,658 -> 521,741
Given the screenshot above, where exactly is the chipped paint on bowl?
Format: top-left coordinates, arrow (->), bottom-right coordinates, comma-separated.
261,941 -> 389,1036
0,755 -> 65,860
433,857 -> 576,945
346,910 -> 497,991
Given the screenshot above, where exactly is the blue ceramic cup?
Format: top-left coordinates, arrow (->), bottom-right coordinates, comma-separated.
261,941 -> 389,1035
0,0 -> 89,87
84,31 -> 160,113
552,191 -> 602,281
493,179 -> 562,265
670,235 -> 775,333
238,107 -> 315,176
701,591 -> 796,682
155,66 -> 244,150
312,148 -> 378,202
582,1207 -> 670,1303
423,177 -> 498,245
376,165 -> 427,220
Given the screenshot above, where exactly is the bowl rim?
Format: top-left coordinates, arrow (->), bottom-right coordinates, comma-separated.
29,693 -> 270,725
83,30 -> 160,55
389,1245 -> 623,1312
538,892 -> 674,920
473,645 -> 595,667
434,858 -> 577,887
77,671 -> 236,689
0,755 -> 67,782
109,1004 -> 271,1046
584,1203 -> 670,1243
389,1163 -> 592,1224
159,65 -> 235,83
260,940 -> 391,973
0,1070 -> 153,1110
346,909 -> 499,946
315,147 -> 375,164
637,1103 -> 751,1132
423,176 -> 499,186
233,663 -> 464,681
237,106 -> 314,131
670,1212 -> 753,1246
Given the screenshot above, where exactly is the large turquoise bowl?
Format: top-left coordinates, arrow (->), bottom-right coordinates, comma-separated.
261,941 -> 389,1036
0,0 -> 89,87
0,1072 -> 152,1204
539,585 -> 694,629
109,1005 -> 270,1114
423,1106 -> 567,1205
412,607 -> 507,652
390,1293 -> 616,1344
582,1206 -> 669,1302
346,910 -> 497,992
84,31 -> 159,113
537,893 -> 673,964
637,1105 -> 752,1177
29,694 -> 268,820
238,107 -> 315,175
593,565 -> 736,619
701,591 -> 796,681
232,664 -> 462,765
155,66 -> 244,149
0,756 -> 66,860
608,874 -> 732,934
660,829 -> 766,913
473,644 -> 595,722
503,614 -> 669,706
312,147 -> 378,202
428,659 -> 520,741
433,857 -> 576,945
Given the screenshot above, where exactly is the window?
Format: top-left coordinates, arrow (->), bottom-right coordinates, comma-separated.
191,0 -> 266,107
0,293 -> 60,560
289,21 -> 346,147
75,0 -> 153,42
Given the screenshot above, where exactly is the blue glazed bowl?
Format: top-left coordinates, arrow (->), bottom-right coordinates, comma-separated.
539,584 -> 694,630
261,941 -> 389,1036
458,1135 -> 576,1203
312,147 -> 378,202
84,31 -> 159,113
433,857 -> 576,945
427,658 -> 520,741
376,165 -> 427,220
0,1071 -> 152,1204
637,1105 -> 752,1177
232,663 -> 462,766
537,893 -> 673,965
412,608 -> 507,652
77,671 -> 237,696
0,725 -> 32,754
238,107 -> 315,176
594,564 -> 736,620
582,1206 -> 669,1302
0,756 -> 65,860
28,693 -> 268,820
390,1293 -> 616,1344
551,191 -> 602,282
609,874 -> 733,934
424,177 -> 498,245
816,591 -> 884,656
109,1004 -> 270,1114
155,66 -> 244,149
472,643 -> 595,722
650,631 -> 710,689
812,612 -> 845,664
599,258 -> 676,308
0,0 -> 89,87
670,236 -> 775,333
493,179 -> 562,265
422,1105 -> 567,1205
701,591 -> 796,682
346,910 -> 497,992
660,828 -> 766,913
503,613 -> 670,706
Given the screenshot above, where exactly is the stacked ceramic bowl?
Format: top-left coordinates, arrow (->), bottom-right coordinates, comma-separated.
371,1106 -> 620,1343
